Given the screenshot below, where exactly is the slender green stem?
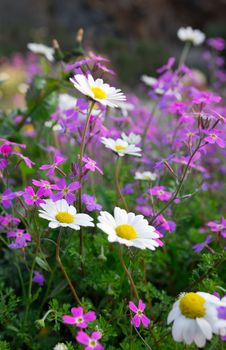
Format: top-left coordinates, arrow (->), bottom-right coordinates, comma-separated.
178,42 -> 191,68
56,229 -> 81,305
78,101 -> 95,256
118,246 -> 139,299
115,157 -> 129,211
134,326 -> 153,350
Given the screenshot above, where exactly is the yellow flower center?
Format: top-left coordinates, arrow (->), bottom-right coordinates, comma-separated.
115,145 -> 126,151
211,134 -> 217,139
91,87 -> 107,99
89,340 -> 97,347
179,292 -> 206,319
55,212 -> 74,224
144,175 -> 150,179
115,224 -> 137,240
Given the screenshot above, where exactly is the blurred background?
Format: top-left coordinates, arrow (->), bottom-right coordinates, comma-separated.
1,0 -> 226,86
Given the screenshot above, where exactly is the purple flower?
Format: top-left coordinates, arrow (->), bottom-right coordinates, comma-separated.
23,186 -> 46,206
193,235 -> 212,253
122,183 -> 134,195
203,130 -> 225,148
155,214 -> 176,234
83,156 -> 103,174
7,229 -> 31,249
207,37 -> 225,51
76,330 -> 104,350
148,186 -> 172,201
0,214 -> 20,229
129,300 -> 151,328
0,189 -> 15,208
51,179 -> 80,204
32,179 -> 58,196
63,307 -> 96,328
32,271 -> 45,286
218,306 -> 226,320
157,57 -> 175,73
12,152 -> 35,168
82,194 -> 102,212
207,217 -> 226,237
39,155 -> 66,176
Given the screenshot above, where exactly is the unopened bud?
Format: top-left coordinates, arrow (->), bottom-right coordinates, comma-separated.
76,28 -> 84,44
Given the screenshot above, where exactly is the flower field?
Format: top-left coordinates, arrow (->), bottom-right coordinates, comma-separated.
0,27 -> 226,350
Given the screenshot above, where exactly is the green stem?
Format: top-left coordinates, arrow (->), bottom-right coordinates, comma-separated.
118,246 -> 139,299
115,157 -> 129,211
78,101 -> 95,256
178,42 -> 191,68
56,229 -> 81,305
134,326 -> 153,350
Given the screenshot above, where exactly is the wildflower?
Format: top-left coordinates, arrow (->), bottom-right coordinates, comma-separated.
213,296 -> 226,338
7,229 -> 31,249
23,186 -> 46,206
76,330 -> 104,350
12,152 -> 35,168
207,37 -> 225,51
101,137 -> 141,157
39,155 -> 66,176
51,179 -> 80,204
82,156 -> 103,174
63,307 -> 96,328
207,217 -> 226,238
82,194 -> 102,212
97,207 -> 163,250
148,186 -> 172,201
141,75 -> 157,87
135,171 -> 157,181
53,343 -> 68,350
0,189 -> 15,208
193,235 -> 212,253
167,292 -> 221,347
121,132 -> 141,145
27,43 -> 54,61
32,179 -> 58,196
129,300 -> 150,328
0,214 -> 20,229
70,73 -> 126,108
177,27 -> 205,46
38,199 -> 94,230
202,130 -> 225,148
32,271 -> 45,286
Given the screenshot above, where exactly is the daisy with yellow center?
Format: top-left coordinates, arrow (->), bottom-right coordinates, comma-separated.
70,73 -> 126,108
135,171 -> 157,181
101,137 -> 142,157
167,291 -> 222,348
97,207 -> 162,250
38,199 -> 94,230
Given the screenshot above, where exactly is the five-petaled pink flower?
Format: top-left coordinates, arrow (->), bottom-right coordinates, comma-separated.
39,155 -> 66,175
76,330 -> 104,350
23,186 -> 46,206
51,178 -> 80,204
63,307 -> 96,328
203,130 -> 225,148
148,186 -> 172,201
129,300 -> 151,328
82,156 -> 103,175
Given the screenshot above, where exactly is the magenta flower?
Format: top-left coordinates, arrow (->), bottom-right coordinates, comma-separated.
0,189 -> 15,208
148,186 -> 172,201
203,130 -> 225,148
157,57 -> 175,73
32,271 -> 45,286
39,155 -> 66,176
0,144 -> 12,157
23,186 -> 46,206
207,217 -> 226,238
82,194 -> 102,212
129,300 -> 151,328
82,156 -> 103,174
51,179 -> 80,204
12,152 -> 35,168
193,235 -> 212,253
0,214 -> 20,229
32,179 -> 58,196
76,331 -> 104,350
207,37 -> 225,51
63,307 -> 96,328
7,229 -> 31,249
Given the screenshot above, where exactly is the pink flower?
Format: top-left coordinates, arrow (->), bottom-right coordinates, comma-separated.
23,186 -> 46,206
51,179 -> 80,204
7,229 -> 31,249
203,130 -> 225,148
129,300 -> 151,328
39,155 -> 66,176
76,331 -> 104,350
63,307 -> 96,328
0,189 -> 15,208
148,186 -> 172,201
32,179 -> 58,196
82,156 -> 103,174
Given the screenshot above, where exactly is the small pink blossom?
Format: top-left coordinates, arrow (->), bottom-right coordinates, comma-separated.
39,155 -> 66,176
76,330 -> 104,350
129,300 -> 151,328
23,186 -> 46,206
63,307 -> 96,328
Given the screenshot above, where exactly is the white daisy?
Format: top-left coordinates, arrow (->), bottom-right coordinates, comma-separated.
101,137 -> 141,157
141,75 -> 157,87
27,43 -> 55,61
135,171 -> 157,181
53,343 -> 68,350
69,74 -> 126,108
97,207 -> 162,250
167,292 -> 221,348
213,295 -> 226,337
38,199 -> 94,230
177,27 -> 205,46
121,132 -> 141,145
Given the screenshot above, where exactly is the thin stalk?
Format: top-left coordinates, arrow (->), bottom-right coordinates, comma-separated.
134,326 -> 153,350
56,229 -> 81,305
178,42 -> 191,68
78,101 -> 95,256
118,246 -> 139,300
115,157 -> 129,211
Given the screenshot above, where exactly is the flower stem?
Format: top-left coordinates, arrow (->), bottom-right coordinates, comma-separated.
56,229 -> 81,305
178,42 -> 191,68
78,101 -> 95,256
115,157 -> 129,211
134,326 -> 153,350
118,246 -> 139,299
